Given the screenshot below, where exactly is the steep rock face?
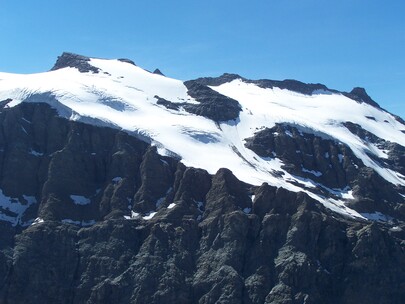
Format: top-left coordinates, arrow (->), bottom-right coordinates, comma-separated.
51,52 -> 100,73
0,177 -> 404,303
191,73 -> 387,113
155,81 -> 242,122
344,121 -> 405,176
192,73 -> 333,96
183,80 -> 242,122
244,123 -> 405,221
0,103 -> 404,303
245,123 -> 362,189
153,68 -> 164,76
342,87 -> 380,108
0,102 -> 159,224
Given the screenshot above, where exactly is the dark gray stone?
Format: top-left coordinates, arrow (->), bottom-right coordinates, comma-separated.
191,73 -> 337,96
342,87 -> 380,108
51,52 -> 100,73
0,102 -> 404,304
183,80 -> 241,122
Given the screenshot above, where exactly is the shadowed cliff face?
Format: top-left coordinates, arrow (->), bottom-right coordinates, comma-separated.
51,52 -> 100,73
0,103 -> 404,304
244,123 -> 405,222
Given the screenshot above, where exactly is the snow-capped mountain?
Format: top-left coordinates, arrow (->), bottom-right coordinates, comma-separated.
0,52 -> 403,223
0,53 -> 404,304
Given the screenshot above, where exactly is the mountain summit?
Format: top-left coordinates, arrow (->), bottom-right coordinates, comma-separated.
1,52 -> 403,222
0,53 -> 404,303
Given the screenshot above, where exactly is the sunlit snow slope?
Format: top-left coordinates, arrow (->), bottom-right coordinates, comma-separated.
0,54 -> 404,220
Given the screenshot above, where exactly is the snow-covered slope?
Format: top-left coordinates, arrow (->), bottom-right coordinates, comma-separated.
0,53 -> 404,221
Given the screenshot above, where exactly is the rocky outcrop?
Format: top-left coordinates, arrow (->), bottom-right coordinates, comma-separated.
153,68 -> 164,76
0,173 -> 404,303
155,95 -> 180,111
183,80 -> 242,122
244,123 -> 362,189
155,81 -> 242,122
0,103 -> 404,303
244,123 -> 405,221
191,73 -> 336,96
51,52 -> 100,73
191,74 -> 394,116
0,99 -> 12,110
344,121 -> 405,176
118,58 -> 136,66
342,87 -> 380,108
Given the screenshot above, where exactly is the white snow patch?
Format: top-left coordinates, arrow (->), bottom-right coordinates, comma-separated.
167,203 -> 176,209
112,176 -> 122,183
312,89 -> 333,95
31,217 -> 44,226
61,219 -> 96,226
301,167 -> 323,177
367,143 -> 390,159
0,190 -> 37,226
29,149 -> 44,156
70,195 -> 91,205
340,189 -> 354,200
243,207 -> 251,214
143,211 -> 157,220
285,130 -> 293,137
124,210 -> 139,220
325,198 -> 365,219
361,212 -> 393,222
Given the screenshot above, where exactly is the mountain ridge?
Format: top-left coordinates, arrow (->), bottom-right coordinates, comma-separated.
0,52 -> 404,303
0,52 -> 404,224
51,52 -> 388,112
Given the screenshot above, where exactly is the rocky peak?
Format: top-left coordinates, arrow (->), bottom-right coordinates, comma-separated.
182,80 -> 242,121
153,68 -> 164,76
0,82 -> 404,303
343,87 -> 381,108
191,73 -> 243,86
117,58 -> 136,66
253,78 -> 331,95
191,73 -> 334,96
50,52 -> 100,73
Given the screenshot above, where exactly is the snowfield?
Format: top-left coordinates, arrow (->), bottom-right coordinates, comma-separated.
0,57 -> 404,220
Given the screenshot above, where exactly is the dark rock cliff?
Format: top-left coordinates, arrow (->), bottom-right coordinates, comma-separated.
155,80 -> 242,122
0,103 -> 404,303
51,52 -> 100,74
191,73 -> 333,96
183,80 -> 242,122
244,123 -> 405,222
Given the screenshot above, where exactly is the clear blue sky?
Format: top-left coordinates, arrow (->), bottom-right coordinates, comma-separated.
0,0 -> 404,118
